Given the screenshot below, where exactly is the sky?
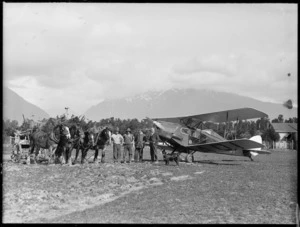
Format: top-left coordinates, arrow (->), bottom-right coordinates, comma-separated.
3,3 -> 298,117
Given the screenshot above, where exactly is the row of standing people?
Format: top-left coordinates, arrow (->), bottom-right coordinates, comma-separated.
111,127 -> 160,163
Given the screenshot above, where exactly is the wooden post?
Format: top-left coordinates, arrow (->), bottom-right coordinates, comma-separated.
295,132 -> 298,151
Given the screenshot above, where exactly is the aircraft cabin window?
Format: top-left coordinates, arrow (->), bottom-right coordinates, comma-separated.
180,127 -> 190,135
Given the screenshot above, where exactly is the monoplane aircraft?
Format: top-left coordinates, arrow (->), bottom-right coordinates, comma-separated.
151,108 -> 271,162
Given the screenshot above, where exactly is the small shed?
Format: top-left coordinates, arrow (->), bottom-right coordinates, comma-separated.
270,123 -> 297,149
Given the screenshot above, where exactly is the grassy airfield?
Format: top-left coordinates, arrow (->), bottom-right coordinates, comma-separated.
2,145 -> 297,224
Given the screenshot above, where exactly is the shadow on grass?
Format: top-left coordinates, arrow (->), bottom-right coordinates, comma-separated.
193,160 -> 241,165
142,159 -> 155,162
142,158 -> 244,166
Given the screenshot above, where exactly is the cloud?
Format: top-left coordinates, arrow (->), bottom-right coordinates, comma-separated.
86,59 -> 133,82
172,55 -> 237,77
4,3 -> 84,29
3,4 -> 138,91
168,50 -> 297,104
3,3 -> 297,116
84,57 -> 169,99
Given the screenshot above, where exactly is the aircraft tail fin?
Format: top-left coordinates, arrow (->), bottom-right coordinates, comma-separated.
246,135 -> 271,155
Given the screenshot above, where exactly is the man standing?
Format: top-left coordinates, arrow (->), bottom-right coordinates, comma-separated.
100,126 -> 112,163
134,129 -> 146,162
123,128 -> 134,163
149,127 -> 160,163
149,128 -> 159,163
111,127 -> 124,163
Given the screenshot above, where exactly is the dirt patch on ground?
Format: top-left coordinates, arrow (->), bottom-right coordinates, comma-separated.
3,161 -> 163,222
2,147 -> 298,223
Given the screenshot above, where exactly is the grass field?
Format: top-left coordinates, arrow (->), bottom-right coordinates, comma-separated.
2,144 -> 298,223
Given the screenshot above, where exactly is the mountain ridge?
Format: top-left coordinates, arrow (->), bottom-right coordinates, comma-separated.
3,87 -> 296,124
84,88 -> 297,121
3,87 -> 50,124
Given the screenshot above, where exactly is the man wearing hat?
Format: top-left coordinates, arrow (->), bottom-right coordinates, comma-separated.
123,128 -> 134,163
149,127 -> 160,164
134,129 -> 147,162
111,127 -> 124,163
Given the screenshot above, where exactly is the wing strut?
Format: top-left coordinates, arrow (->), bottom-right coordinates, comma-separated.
224,111 -> 229,138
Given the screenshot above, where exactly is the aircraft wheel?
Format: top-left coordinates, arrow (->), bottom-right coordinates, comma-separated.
186,154 -> 193,163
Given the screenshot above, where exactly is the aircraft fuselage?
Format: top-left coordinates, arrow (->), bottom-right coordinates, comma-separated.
153,120 -> 225,147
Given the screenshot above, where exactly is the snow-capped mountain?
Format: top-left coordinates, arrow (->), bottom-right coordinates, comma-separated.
84,88 -> 297,121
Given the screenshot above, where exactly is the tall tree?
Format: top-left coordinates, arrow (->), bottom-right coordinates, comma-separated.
3,119 -> 19,137
262,127 -> 280,143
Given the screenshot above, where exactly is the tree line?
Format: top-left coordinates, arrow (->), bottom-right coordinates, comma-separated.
3,114 -> 297,144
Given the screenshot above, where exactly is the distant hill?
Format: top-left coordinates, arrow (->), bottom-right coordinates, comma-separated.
84,88 -> 298,121
3,87 -> 50,124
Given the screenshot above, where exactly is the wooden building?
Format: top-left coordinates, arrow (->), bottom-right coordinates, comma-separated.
271,123 -> 297,149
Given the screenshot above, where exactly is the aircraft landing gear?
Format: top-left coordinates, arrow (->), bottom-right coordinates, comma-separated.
243,150 -> 254,161
186,154 -> 193,163
248,153 -> 254,161
185,151 -> 195,163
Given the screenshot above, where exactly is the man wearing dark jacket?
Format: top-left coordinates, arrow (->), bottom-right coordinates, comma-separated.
149,127 -> 160,163
134,129 -> 146,162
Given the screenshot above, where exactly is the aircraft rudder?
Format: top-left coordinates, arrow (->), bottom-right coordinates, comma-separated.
249,135 -> 263,144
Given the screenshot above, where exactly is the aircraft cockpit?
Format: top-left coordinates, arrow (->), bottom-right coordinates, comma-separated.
179,127 -> 208,145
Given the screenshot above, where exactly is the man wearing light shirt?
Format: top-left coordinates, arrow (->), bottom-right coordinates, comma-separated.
123,128 -> 134,163
111,127 -> 124,163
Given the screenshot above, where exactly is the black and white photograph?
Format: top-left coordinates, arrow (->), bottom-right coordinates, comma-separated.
3,2 -> 298,224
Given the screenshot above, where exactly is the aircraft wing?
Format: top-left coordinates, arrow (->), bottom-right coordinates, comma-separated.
153,108 -> 268,127
186,139 -> 270,155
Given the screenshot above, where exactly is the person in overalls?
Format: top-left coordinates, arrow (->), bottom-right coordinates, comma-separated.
123,128 -> 134,163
